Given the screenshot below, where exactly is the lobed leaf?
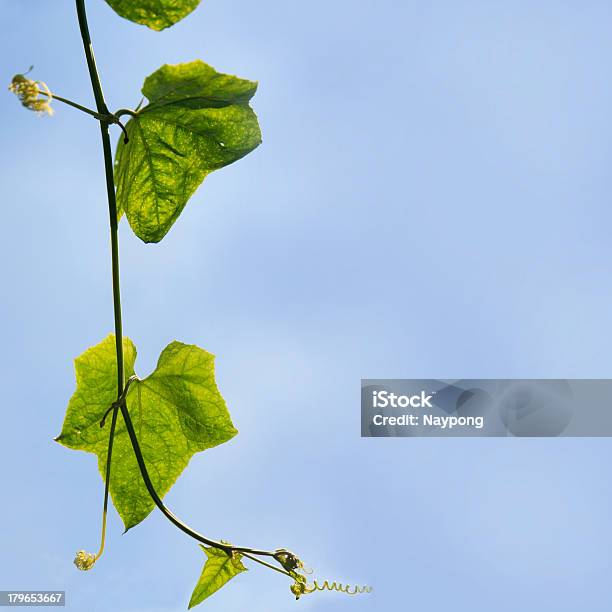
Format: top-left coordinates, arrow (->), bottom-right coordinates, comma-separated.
189,546 -> 247,608
114,61 -> 261,243
104,0 -> 201,31
56,335 -> 237,530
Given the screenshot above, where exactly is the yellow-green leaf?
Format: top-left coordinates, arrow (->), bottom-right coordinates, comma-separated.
114,60 -> 261,243
104,0 -> 201,31
56,335 -> 237,530
189,547 -> 247,608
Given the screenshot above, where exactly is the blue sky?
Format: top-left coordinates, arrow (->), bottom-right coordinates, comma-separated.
2,1 -> 612,610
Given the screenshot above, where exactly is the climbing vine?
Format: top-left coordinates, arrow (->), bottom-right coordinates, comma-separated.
10,0 -> 371,606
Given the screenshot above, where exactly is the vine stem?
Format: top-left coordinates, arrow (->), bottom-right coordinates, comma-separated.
115,389 -> 286,563
75,0 -> 123,563
73,0 -> 291,577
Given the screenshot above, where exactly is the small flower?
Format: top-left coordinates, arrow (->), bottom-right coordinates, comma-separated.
73,550 -> 96,571
9,73 -> 54,116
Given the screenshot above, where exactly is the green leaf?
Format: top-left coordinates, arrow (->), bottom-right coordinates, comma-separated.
114,60 -> 261,243
56,335 -> 237,530
104,0 -> 201,31
189,546 -> 247,608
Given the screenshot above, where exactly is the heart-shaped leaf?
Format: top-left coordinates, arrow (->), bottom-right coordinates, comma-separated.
114,61 -> 261,243
104,0 -> 201,31
56,335 -> 237,530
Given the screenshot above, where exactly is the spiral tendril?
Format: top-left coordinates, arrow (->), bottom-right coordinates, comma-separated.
305,580 -> 373,595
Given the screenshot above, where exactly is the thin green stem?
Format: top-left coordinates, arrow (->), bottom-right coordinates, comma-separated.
74,2 -> 123,383
38,90 -> 107,121
100,375 -> 140,427
118,396 -> 278,558
75,0 -> 123,564
242,553 -> 292,578
75,0 -> 109,116
95,402 -> 119,561
114,108 -> 138,119
38,89 -> 129,143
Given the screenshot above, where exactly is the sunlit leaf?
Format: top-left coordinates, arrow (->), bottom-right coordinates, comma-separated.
104,0 -> 201,31
189,546 -> 247,608
56,335 -> 237,530
114,61 -> 261,243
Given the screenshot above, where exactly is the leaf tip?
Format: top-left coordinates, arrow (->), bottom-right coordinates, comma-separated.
122,522 -> 136,535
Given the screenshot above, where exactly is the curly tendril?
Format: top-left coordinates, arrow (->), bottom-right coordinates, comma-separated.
305,580 -> 373,596
277,550 -> 372,600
